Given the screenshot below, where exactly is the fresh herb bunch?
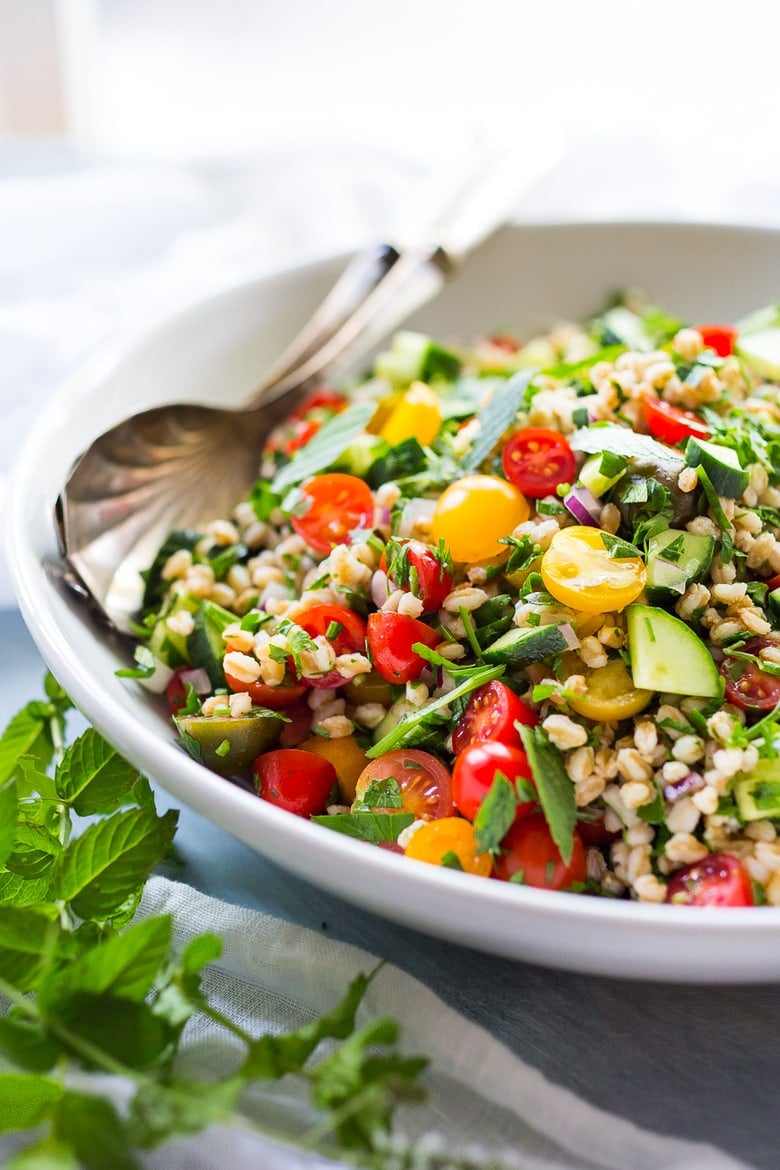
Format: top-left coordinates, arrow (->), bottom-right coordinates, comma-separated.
0,675 -> 448,1169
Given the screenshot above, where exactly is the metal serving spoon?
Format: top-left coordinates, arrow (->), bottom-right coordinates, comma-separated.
55,137 -> 562,632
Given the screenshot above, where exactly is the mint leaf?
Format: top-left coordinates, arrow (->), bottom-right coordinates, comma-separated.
52,995 -> 174,1071
311,812 -> 413,844
43,917 -> 172,1006
55,731 -> 143,816
0,1073 -> 62,1133
473,774 -> 517,854
520,726 -> 577,864
461,369 -> 534,472
243,970 -> 371,1079
0,871 -> 52,909
5,822 -> 61,879
0,779 -> 18,868
52,1091 -> 139,1170
569,422 -> 684,466
128,1077 -> 243,1148
5,1137 -> 79,1169
0,906 -> 57,992
352,776 -> 403,810
272,399 -> 377,492
0,707 -> 52,786
152,932 -> 222,1029
0,1017 -> 60,1073
54,808 -> 178,919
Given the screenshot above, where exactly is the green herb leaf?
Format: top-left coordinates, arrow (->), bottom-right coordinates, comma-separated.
520,726 -> 577,863
366,664 -> 505,757
461,369 -> 534,471
55,731 -> 143,817
570,423 -> 684,466
0,707 -> 53,786
473,773 -> 518,853
129,1077 -> 244,1148
352,777 -> 403,810
53,808 -> 178,920
0,906 -> 57,992
0,779 -> 18,869
44,917 -> 172,1007
53,1091 -> 139,1170
697,465 -> 734,562
0,1073 -> 63,1133
311,812 -> 413,844
600,533 -> 642,559
272,400 -> 377,492
440,850 -> 464,870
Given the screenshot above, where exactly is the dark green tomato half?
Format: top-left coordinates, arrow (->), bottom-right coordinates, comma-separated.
175,712 -> 283,776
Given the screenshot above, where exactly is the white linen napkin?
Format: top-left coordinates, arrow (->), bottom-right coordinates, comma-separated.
28,875 -> 744,1170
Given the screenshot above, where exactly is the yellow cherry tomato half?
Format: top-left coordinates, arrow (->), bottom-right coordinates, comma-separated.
431,475 -> 530,563
380,381 -> 442,447
541,526 -> 646,613
404,817 -> 493,877
563,654 -> 653,722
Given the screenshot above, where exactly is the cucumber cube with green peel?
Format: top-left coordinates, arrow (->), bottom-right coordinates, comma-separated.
626,604 -> 721,698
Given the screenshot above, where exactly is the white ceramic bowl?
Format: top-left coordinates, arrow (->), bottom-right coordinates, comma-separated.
10,222 -> 780,983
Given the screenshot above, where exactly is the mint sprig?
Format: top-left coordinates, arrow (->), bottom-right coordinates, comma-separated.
0,675 -> 430,1168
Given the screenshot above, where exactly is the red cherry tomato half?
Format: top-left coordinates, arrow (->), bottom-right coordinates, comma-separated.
289,388 -> 348,421
165,668 -> 191,716
501,428 -> 576,498
452,741 -> 535,824
493,813 -> 586,890
643,396 -> 711,446
452,680 -> 538,754
488,333 -> 521,353
719,637 -> 780,712
356,749 -> 453,820
290,474 -> 374,553
293,604 -> 367,655
765,573 -> 780,593
253,748 -> 336,817
696,324 -> 737,358
284,418 -> 321,456
380,539 -> 454,613
366,612 -> 440,684
224,670 -> 307,710
665,852 -> 754,907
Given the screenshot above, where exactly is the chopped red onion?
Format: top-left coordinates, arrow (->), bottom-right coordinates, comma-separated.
371,569 -> 390,608
563,484 -> 602,527
305,670 -> 349,690
373,505 -> 392,528
179,667 -> 212,695
663,771 -> 705,803
558,622 -> 581,651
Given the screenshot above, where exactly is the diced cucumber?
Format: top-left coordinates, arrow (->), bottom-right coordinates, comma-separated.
599,306 -> 652,352
626,604 -> 721,698
189,599 -> 238,689
645,528 -> 715,604
374,330 -> 461,386
148,593 -> 200,668
578,452 -> 628,498
334,433 -> 387,478
372,699 -> 418,745
736,328 -> 780,381
482,623 -> 570,667
768,587 -> 780,617
684,436 -> 749,498
734,758 -> 780,822
176,712 -> 282,776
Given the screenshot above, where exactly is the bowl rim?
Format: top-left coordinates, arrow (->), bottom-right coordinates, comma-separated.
9,218 -> 780,965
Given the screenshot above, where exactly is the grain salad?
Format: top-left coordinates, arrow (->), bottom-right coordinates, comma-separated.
128,297 -> 780,907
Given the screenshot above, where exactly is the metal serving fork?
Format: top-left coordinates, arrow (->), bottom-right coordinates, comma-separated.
55,136 -> 561,632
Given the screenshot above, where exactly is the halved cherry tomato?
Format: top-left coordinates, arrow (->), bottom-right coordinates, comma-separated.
253,748 -> 337,817
165,668 -> 191,716
541,525 -> 646,613
696,324 -> 737,358
452,680 -> 537,754
765,573 -> 780,593
289,388 -> 348,421
366,612 -> 440,683
224,671 -> 306,710
643,396 -> 711,446
665,852 -> 754,906
493,813 -> 586,890
284,418 -> 320,456
719,637 -> 780,712
354,749 -> 453,820
380,539 -> 453,613
488,333 -> 521,353
290,474 -> 374,553
452,741 -> 535,824
293,604 -> 367,655
404,817 -> 492,876
501,428 -> 576,498
431,475 -> 530,563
